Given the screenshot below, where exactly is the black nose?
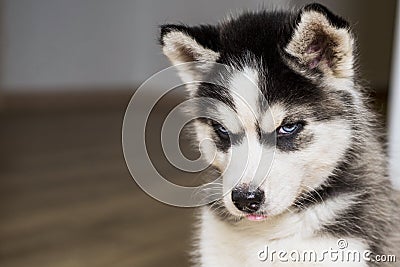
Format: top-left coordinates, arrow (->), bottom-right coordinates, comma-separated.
231,186 -> 265,213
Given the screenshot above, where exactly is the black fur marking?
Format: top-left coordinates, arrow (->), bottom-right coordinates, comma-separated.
215,11 -> 323,110
159,24 -> 221,52
195,83 -> 236,112
276,126 -> 314,152
196,118 -> 244,152
160,9 -> 349,113
258,130 -> 276,148
259,116 -> 314,151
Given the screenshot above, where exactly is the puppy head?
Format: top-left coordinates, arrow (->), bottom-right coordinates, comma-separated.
160,4 -> 358,221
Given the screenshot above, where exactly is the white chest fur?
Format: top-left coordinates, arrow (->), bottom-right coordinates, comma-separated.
197,208 -> 369,267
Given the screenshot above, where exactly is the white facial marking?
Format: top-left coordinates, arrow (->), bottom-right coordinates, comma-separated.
260,103 -> 287,133
214,103 -> 242,134
224,68 -> 274,185
195,67 -> 275,205
229,67 -> 260,131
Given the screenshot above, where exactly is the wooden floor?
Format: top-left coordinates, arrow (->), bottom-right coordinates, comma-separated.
0,99 -> 194,267
0,89 -> 389,267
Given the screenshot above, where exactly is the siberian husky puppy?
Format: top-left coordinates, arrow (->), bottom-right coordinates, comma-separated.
159,3 -> 400,266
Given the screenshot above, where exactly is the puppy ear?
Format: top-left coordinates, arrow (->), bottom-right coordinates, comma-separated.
285,3 -> 355,79
160,24 -> 220,83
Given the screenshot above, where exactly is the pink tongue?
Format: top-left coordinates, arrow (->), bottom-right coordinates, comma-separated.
246,214 -> 267,221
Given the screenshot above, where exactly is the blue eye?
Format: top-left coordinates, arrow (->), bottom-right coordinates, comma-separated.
213,123 -> 229,139
278,123 -> 301,135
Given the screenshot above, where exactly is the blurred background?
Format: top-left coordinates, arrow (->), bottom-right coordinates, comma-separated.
0,0 -> 399,266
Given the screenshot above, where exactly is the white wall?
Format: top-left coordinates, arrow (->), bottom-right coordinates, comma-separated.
1,0 -> 278,91
0,0 -> 396,91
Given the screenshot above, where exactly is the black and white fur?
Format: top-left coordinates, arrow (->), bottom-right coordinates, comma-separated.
159,3 -> 400,266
